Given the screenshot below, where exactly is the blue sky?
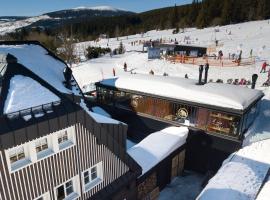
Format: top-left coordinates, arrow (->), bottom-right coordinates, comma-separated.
0,0 -> 192,16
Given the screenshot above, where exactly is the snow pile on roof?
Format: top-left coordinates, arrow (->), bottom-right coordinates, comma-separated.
0,44 -> 71,94
73,6 -> 119,12
197,139 -> 270,200
92,106 -> 111,118
257,176 -> 270,200
79,100 -> 122,125
128,126 -> 188,175
126,139 -> 136,149
100,74 -> 263,111
4,75 -> 60,114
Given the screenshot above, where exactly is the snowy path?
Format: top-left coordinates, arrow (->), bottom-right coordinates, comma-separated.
159,171 -> 204,200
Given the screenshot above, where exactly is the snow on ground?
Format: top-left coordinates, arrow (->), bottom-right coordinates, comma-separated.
197,139 -> 270,200
4,75 -> 60,114
159,171 -> 204,200
0,44 -> 71,94
72,20 -> 270,199
244,88 -> 270,144
0,15 -> 50,35
128,127 -> 188,175
73,20 -> 270,91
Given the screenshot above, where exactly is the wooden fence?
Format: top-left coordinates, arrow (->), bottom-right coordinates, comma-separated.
166,55 -> 256,67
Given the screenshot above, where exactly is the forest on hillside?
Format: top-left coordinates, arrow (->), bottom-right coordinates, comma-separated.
56,0 -> 270,40
3,0 -> 270,53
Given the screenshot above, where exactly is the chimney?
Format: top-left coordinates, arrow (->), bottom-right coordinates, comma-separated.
204,63 -> 209,84
63,67 -> 73,89
251,74 -> 258,89
198,65 -> 204,85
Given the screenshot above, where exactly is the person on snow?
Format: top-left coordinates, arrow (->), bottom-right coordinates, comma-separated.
260,61 -> 268,73
123,62 -> 127,72
149,70 -> 154,75
218,50 -> 223,60
113,68 -> 116,76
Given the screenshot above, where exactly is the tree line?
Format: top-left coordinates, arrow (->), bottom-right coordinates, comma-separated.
3,0 -> 270,54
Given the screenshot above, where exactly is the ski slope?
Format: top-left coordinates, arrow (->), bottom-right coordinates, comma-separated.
73,20 -> 270,199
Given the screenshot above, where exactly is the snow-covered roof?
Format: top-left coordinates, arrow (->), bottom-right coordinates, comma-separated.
198,139 -> 270,200
0,44 -> 71,94
99,74 -> 264,111
4,75 -> 60,114
127,126 -> 188,175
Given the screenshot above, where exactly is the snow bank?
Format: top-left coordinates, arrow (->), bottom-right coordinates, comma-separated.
197,139 -> 270,200
4,75 -> 60,114
100,74 -> 263,111
128,126 -> 188,175
0,44 -> 71,94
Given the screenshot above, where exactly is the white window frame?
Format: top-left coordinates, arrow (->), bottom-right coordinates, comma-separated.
82,162 -> 103,193
6,144 -> 32,173
56,126 -> 76,151
54,175 -> 80,200
34,192 -> 50,200
5,125 -> 76,173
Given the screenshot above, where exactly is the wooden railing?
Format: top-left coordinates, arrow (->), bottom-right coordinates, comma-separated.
166,55 -> 256,67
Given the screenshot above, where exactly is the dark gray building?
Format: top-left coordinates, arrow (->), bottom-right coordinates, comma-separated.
0,41 -> 141,200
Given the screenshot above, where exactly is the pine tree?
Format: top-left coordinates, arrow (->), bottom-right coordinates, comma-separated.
171,4 -> 179,29
221,0 -> 232,25
118,41 -> 125,54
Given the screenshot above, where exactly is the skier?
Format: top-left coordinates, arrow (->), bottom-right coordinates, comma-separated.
185,74 -> 189,79
123,62 -> 127,72
113,68 -> 116,76
149,70 -> 154,75
217,50 -> 223,60
260,61 -> 268,73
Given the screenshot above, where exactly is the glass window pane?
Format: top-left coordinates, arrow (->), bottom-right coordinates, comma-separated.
57,185 -> 65,200
65,181 -> 73,196
91,167 -> 97,180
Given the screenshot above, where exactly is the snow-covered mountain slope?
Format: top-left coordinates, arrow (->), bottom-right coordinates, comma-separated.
72,6 -> 123,12
0,15 -> 50,35
0,6 -> 133,35
74,20 -> 270,88
73,19 -> 270,141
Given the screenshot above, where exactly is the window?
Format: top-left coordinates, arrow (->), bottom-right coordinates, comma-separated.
9,146 -> 25,164
56,180 -> 74,200
58,131 -> 68,144
57,128 -> 75,151
82,162 -> 103,192
5,125 -> 76,173
55,176 -> 80,200
35,138 -> 48,153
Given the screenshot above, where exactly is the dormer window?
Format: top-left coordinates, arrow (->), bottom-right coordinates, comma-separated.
8,145 -> 31,172
57,128 -> 75,151
58,131 -> 68,144
9,146 -> 25,164
36,138 -> 48,153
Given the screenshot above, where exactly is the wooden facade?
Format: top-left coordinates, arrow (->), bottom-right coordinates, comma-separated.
95,84 -> 261,141
95,83 -> 263,173
0,107 -> 142,200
